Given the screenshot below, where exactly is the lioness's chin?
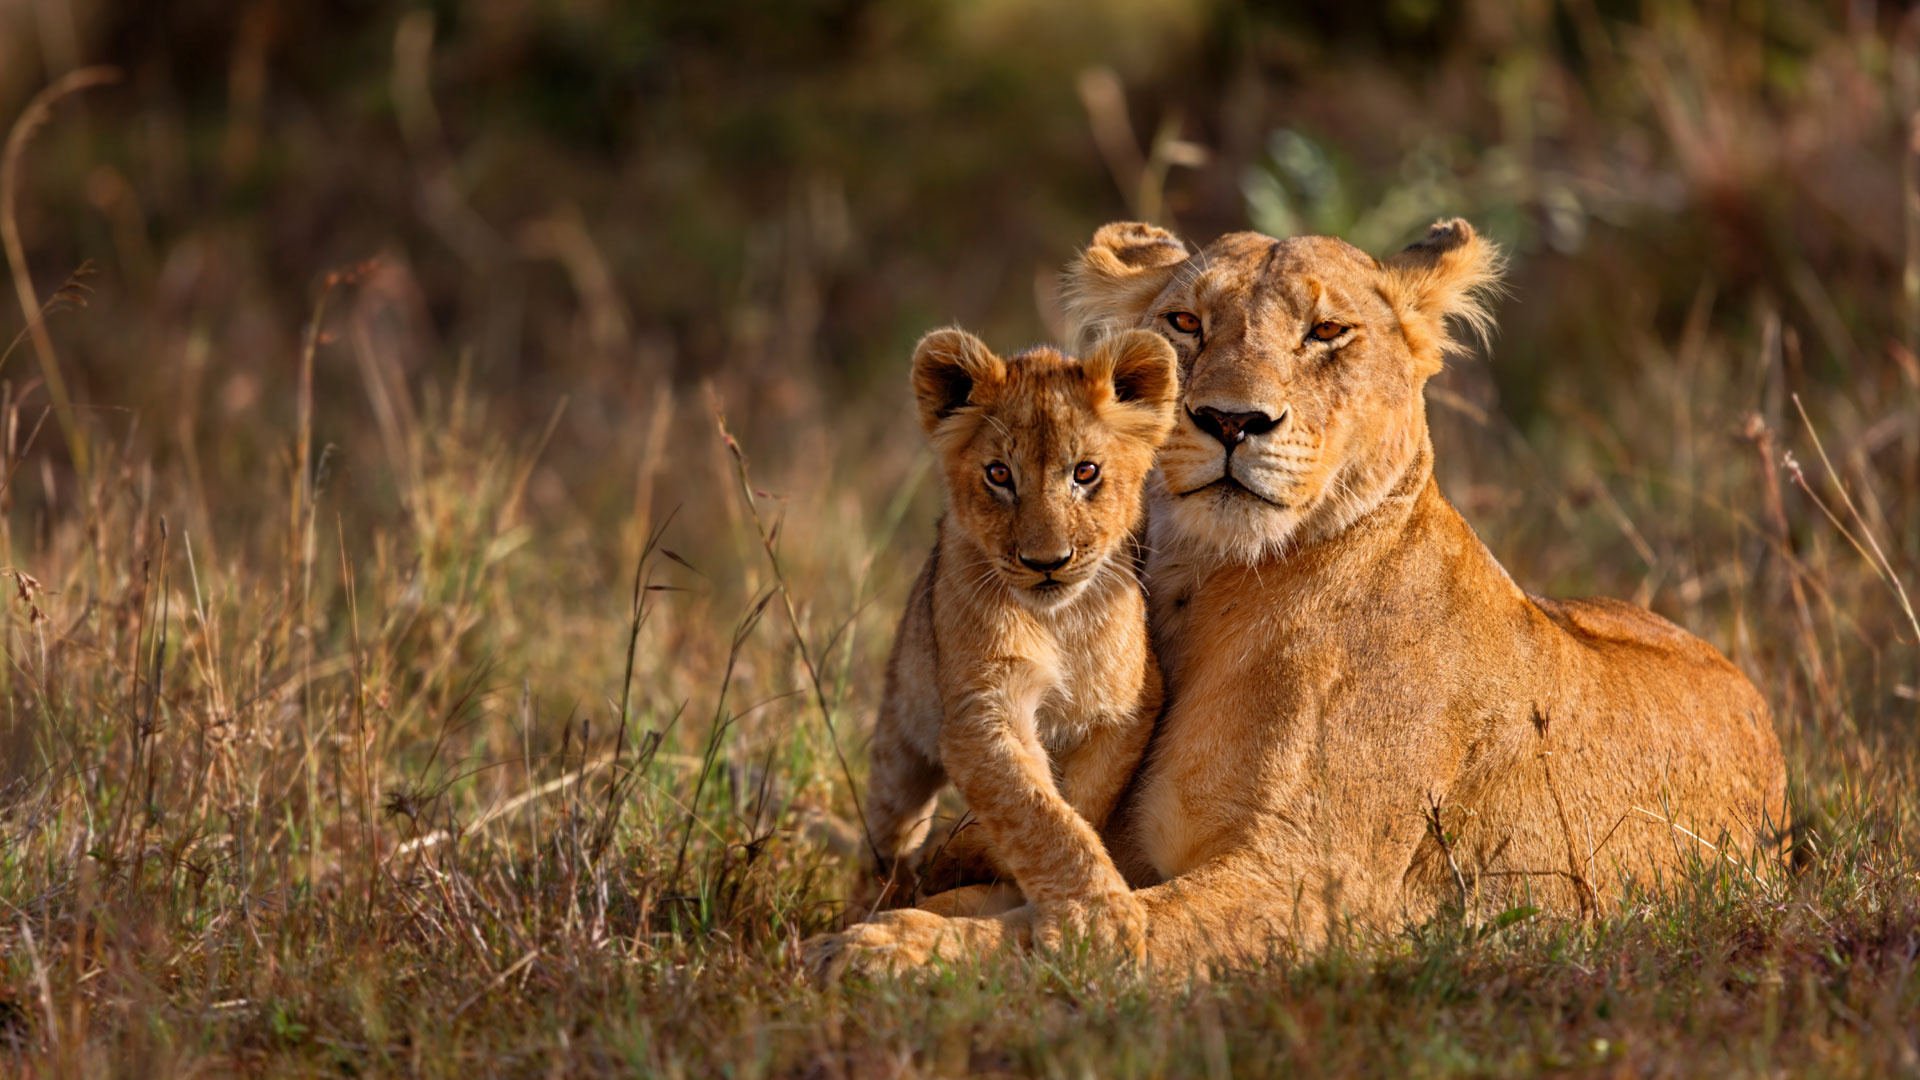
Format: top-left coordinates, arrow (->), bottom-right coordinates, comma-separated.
1153,479 -> 1306,565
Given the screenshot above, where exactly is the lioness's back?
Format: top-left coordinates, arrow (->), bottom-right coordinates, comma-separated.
1517,591 -> 1785,874
1533,594 -> 1719,660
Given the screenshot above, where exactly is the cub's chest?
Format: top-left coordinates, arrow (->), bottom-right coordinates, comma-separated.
1032,631 -> 1145,741
989,591 -> 1151,736
932,568 -> 1152,738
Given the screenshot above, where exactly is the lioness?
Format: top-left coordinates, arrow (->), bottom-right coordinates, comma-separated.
812,220 -> 1787,976
854,327 -> 1178,942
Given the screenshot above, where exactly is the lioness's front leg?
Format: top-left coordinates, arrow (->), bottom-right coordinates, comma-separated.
807,855 -> 1306,983
1129,853 -> 1341,974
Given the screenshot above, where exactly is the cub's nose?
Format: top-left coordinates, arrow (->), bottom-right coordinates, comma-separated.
1191,405 -> 1286,447
1018,551 -> 1072,573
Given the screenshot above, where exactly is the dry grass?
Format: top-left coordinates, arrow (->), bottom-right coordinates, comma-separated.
0,3 -> 1916,1077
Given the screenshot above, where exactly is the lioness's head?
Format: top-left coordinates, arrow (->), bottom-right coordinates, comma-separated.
1065,219 -> 1504,564
911,327 -> 1178,609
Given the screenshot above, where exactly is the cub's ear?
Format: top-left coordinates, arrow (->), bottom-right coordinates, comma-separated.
910,327 -> 1004,435
1379,218 -> 1507,377
1082,329 -> 1179,443
1064,222 -> 1191,348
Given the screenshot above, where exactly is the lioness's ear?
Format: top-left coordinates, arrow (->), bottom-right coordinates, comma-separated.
1082,329 -> 1179,443
1379,218 -> 1506,377
910,327 -> 1004,435
1064,222 -> 1191,349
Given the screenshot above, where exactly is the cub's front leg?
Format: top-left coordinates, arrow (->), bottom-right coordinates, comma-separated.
912,693 -> 1156,906
938,664 -> 1143,955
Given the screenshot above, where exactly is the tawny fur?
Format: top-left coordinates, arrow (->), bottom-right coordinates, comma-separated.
811,220 -> 1788,981
851,327 -> 1179,951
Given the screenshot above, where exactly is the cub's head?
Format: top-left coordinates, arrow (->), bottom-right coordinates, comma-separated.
1065,218 -> 1504,564
911,327 -> 1178,609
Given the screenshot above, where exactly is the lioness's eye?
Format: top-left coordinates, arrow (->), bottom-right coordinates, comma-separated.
1073,462 -> 1100,485
985,463 -> 1013,488
1309,320 -> 1346,342
1166,312 -> 1201,335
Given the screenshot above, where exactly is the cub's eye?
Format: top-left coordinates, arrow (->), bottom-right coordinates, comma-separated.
985,462 -> 1013,488
1165,312 -> 1201,335
1073,462 -> 1101,485
1308,320 -> 1346,342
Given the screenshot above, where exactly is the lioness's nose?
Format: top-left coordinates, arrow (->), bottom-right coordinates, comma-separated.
1191,405 -> 1286,447
1018,551 -> 1071,573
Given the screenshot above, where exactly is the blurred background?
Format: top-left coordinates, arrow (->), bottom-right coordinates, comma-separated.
0,0 -> 1912,818
0,6 -> 1904,461
0,0 -> 1914,818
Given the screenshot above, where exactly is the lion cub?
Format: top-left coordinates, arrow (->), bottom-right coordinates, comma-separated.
860,326 -> 1177,926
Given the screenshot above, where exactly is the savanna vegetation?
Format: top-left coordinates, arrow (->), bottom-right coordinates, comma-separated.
0,1 -> 1917,1075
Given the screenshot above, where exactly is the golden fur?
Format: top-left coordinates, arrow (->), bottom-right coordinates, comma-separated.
810,220 -> 1788,979
837,327 -> 1178,952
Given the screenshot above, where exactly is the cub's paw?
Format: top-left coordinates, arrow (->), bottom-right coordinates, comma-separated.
1032,890 -> 1148,964
803,908 -> 963,985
